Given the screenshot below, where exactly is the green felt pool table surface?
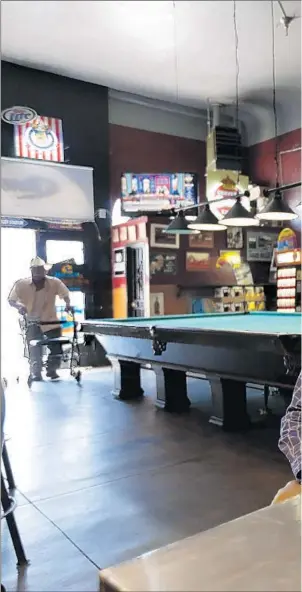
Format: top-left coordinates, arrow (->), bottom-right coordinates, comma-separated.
99,312 -> 301,335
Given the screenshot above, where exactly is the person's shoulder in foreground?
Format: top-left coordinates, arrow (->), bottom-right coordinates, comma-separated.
279,371 -> 302,482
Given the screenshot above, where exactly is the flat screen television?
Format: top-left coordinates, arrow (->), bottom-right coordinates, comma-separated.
121,172 -> 198,216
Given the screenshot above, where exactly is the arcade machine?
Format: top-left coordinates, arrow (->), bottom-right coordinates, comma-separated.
49,259 -> 106,366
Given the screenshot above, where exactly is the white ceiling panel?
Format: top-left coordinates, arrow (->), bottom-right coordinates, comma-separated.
2,0 -> 301,142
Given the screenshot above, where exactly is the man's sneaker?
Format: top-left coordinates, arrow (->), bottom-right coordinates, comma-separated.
46,371 -> 60,380
31,374 -> 43,382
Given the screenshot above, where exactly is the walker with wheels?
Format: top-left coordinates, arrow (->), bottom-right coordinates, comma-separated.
19,309 -> 82,387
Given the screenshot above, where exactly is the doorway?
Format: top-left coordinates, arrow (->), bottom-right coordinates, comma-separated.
126,245 -> 147,317
1,228 -> 37,381
45,238 -> 86,332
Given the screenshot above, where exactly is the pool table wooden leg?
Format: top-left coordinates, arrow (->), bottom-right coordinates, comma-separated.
153,367 -> 191,413
108,357 -> 144,400
209,377 -> 250,431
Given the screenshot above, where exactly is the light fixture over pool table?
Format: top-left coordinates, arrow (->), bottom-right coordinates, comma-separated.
187,204 -> 227,231
219,196 -> 260,227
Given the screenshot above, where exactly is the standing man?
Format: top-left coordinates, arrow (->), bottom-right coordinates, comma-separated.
8,257 -> 72,382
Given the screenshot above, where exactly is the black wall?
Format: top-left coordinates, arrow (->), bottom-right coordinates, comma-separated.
1,61 -> 111,317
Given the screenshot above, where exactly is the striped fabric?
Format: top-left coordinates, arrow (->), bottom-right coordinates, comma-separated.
14,116 -> 64,162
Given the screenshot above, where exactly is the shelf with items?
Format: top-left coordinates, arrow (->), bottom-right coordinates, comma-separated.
179,283 -> 268,314
212,285 -> 266,313
276,249 -> 301,313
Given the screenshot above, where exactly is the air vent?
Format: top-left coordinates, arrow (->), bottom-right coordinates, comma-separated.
207,126 -> 243,172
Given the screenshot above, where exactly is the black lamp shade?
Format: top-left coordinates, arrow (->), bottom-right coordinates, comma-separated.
188,204 -> 227,231
256,191 -> 298,221
164,211 -> 198,234
220,197 -> 259,227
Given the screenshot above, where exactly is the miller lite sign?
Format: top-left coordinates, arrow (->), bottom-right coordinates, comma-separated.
1,106 -> 37,125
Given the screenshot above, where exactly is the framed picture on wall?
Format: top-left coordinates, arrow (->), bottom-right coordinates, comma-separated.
150,293 -> 164,316
188,231 -> 214,249
186,252 -> 210,272
246,231 -> 279,262
226,227 -> 243,249
150,224 -> 179,249
150,252 -> 177,275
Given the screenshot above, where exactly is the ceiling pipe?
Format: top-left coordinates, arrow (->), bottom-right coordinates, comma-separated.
212,103 -> 222,128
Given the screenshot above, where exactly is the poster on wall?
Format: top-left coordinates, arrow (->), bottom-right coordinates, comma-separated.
150,293 -> 165,316
206,170 -> 249,220
277,228 -> 297,252
246,231 -> 279,262
150,253 -> 177,275
216,251 -> 254,285
14,115 -> 64,162
121,172 -> 198,214
186,252 -> 210,272
188,231 -> 214,249
226,227 -> 243,249
150,224 -> 180,249
219,250 -> 242,268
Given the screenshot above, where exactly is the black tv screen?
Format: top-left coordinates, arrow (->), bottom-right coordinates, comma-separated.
121,172 -> 198,215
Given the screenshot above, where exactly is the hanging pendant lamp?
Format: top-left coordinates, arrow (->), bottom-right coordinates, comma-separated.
188,204 -> 227,231
256,2 -> 299,224
219,197 -> 260,227
164,210 -> 199,234
256,190 -> 298,221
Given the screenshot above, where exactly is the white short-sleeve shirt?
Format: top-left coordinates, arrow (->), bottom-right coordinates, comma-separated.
9,276 -> 69,332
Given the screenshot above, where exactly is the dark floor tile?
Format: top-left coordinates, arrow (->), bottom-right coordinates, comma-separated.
35,446 -> 290,569
2,366 -> 291,589
1,504 -> 99,592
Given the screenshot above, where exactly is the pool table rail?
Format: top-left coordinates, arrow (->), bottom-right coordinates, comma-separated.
82,317 -> 301,432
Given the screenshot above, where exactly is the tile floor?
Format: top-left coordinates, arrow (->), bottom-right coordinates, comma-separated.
1,368 -> 291,591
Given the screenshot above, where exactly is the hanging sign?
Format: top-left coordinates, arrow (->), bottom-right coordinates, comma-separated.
1,106 -> 37,125
0,217 -> 28,228
14,115 -> 64,162
206,170 -> 249,219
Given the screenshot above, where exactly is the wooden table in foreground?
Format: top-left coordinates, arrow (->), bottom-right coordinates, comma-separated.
99,496 -> 301,592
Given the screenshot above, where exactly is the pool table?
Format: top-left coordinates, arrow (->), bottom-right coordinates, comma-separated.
82,312 -> 301,431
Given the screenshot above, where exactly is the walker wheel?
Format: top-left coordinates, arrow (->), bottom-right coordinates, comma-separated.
259,407 -> 272,416
2,378 -> 8,388
75,370 -> 81,384
27,375 -> 33,389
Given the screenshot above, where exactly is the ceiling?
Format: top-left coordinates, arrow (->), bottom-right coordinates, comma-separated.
1,0 -> 301,136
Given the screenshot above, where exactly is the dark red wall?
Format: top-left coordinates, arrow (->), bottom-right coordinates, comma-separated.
109,124 -> 298,286
248,128 -> 301,240
109,124 -> 206,205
